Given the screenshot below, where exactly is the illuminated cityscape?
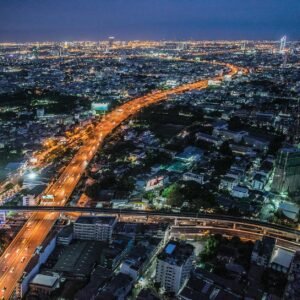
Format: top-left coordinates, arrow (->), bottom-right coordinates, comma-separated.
0,1 -> 300,300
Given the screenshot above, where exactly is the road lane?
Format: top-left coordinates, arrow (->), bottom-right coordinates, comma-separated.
0,61 -> 242,299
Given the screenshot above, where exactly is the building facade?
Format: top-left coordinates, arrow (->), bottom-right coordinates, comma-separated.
73,216 -> 117,242
155,241 -> 194,293
272,148 -> 300,194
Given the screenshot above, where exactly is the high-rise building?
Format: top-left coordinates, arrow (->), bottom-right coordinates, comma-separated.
22,195 -> 36,206
279,36 -> 287,54
73,216 -> 117,242
272,147 -> 300,194
155,240 -> 194,293
108,36 -> 115,48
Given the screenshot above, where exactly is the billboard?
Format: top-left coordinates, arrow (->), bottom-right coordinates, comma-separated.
91,102 -> 110,112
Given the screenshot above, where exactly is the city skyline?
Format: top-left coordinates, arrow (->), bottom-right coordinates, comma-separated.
0,0 -> 299,42
0,1 -> 300,298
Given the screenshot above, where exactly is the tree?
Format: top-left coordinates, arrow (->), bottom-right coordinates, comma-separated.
85,182 -> 101,199
268,135 -> 284,155
228,116 -> 243,131
117,177 -> 135,192
162,183 -> 183,207
180,181 -> 216,210
219,141 -> 233,156
213,157 -> 234,175
199,235 -> 221,262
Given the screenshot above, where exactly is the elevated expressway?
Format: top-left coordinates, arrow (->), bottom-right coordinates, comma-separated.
0,61 -> 242,299
1,206 -> 299,252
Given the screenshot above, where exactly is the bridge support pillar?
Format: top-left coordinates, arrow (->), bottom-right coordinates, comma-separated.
296,237 -> 299,243
233,223 -> 236,229
174,218 -> 178,226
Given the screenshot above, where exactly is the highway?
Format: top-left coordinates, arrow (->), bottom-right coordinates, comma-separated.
1,206 -> 300,247
1,206 -> 300,237
0,61 -> 241,299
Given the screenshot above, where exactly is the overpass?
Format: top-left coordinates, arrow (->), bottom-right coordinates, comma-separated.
2,206 -> 300,245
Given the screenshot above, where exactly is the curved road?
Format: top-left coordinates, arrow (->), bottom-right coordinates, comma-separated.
0,61 -> 242,299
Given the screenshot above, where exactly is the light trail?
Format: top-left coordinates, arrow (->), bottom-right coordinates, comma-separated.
0,61 -> 243,299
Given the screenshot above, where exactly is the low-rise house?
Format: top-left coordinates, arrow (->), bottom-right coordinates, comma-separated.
29,272 -> 62,298
285,251 -> 300,299
195,132 -> 222,146
230,144 -> 256,157
231,185 -> 249,198
213,129 -> 248,143
269,248 -> 294,274
182,172 -> 205,184
74,266 -> 112,300
278,201 -> 299,221
219,175 -> 238,191
243,135 -> 270,152
175,146 -> 203,163
97,272 -> 134,300
178,268 -> 243,300
251,236 -> 275,267
252,173 -> 267,191
120,237 -> 162,280
101,236 -> 133,270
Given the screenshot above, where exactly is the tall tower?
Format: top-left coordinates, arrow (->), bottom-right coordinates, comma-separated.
108,36 -> 115,49
279,36 -> 287,54
241,42 -> 246,52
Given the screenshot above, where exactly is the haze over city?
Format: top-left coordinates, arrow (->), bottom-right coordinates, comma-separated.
0,0 -> 300,41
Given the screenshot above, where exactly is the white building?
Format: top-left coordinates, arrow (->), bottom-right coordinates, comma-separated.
16,232 -> 57,298
155,241 -> 194,293
208,80 -> 221,87
73,216 -> 117,242
252,173 -> 267,191
145,175 -> 169,191
278,201 -> 299,221
269,248 -> 294,274
0,212 -> 6,225
231,185 -> 249,198
23,195 -> 37,206
213,129 -> 248,143
219,175 -> 238,191
182,172 -> 204,185
29,272 -> 61,297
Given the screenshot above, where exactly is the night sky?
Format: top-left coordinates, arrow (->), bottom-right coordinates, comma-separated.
0,0 -> 299,42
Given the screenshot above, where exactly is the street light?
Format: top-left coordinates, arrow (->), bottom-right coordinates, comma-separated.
27,172 -> 37,180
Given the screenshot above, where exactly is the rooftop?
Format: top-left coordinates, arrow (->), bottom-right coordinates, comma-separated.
157,240 -> 194,266
52,240 -> 104,277
30,273 -> 60,288
75,216 -> 116,226
270,247 -> 294,269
